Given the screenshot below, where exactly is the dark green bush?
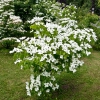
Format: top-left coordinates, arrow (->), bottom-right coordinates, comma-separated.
92,24 -> 100,50
0,38 -> 18,50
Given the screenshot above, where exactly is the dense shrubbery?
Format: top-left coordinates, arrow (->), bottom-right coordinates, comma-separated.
71,0 -> 100,50
14,0 -> 38,23
0,37 -> 18,49
95,0 -> 100,15
0,0 -> 25,39
75,7 -> 100,50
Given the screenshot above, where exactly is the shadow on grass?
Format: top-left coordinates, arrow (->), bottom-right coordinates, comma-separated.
51,71 -> 85,100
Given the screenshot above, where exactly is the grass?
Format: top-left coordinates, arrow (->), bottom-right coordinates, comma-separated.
0,49 -> 100,100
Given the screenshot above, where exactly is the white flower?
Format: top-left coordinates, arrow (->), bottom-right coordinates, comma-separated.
44,83 -> 49,88
28,17 -> 44,23
40,54 -> 47,61
80,61 -> 84,66
14,59 -> 22,64
20,37 -> 26,40
84,43 -> 92,49
46,37 -> 51,43
49,82 -> 53,87
35,87 -> 39,91
46,89 -> 50,93
62,64 -> 65,68
69,67 -> 76,73
21,65 -> 23,69
38,91 -> 41,96
30,83 -> 33,90
16,39 -> 20,42
26,82 -> 31,96
51,65 -> 59,71
51,76 -> 56,81
10,15 -> 22,23
9,47 -> 22,53
60,55 -> 63,59
55,83 -> 59,89
92,32 -> 97,41
53,83 -> 59,90
86,51 -> 91,56
41,71 -> 50,77
35,75 -> 41,86
53,51 -> 56,54
77,54 -> 81,58
30,74 -> 35,83
27,90 -> 31,96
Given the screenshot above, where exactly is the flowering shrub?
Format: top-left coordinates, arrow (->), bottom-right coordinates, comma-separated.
0,0 -> 25,39
10,2 -> 97,99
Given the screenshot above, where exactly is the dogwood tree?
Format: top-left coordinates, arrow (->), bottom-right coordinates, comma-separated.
10,1 -> 97,99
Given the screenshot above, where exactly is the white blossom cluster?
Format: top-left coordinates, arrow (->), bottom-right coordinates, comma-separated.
0,0 -> 14,24
26,73 -> 59,96
10,14 -> 97,96
0,0 -> 25,39
0,0 -> 22,24
48,2 -> 77,20
1,37 -> 18,41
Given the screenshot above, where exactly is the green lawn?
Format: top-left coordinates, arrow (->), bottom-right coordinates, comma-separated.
0,50 -> 100,100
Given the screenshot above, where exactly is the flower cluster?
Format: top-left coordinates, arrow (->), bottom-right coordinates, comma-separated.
0,0 -> 25,39
10,2 -> 97,98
